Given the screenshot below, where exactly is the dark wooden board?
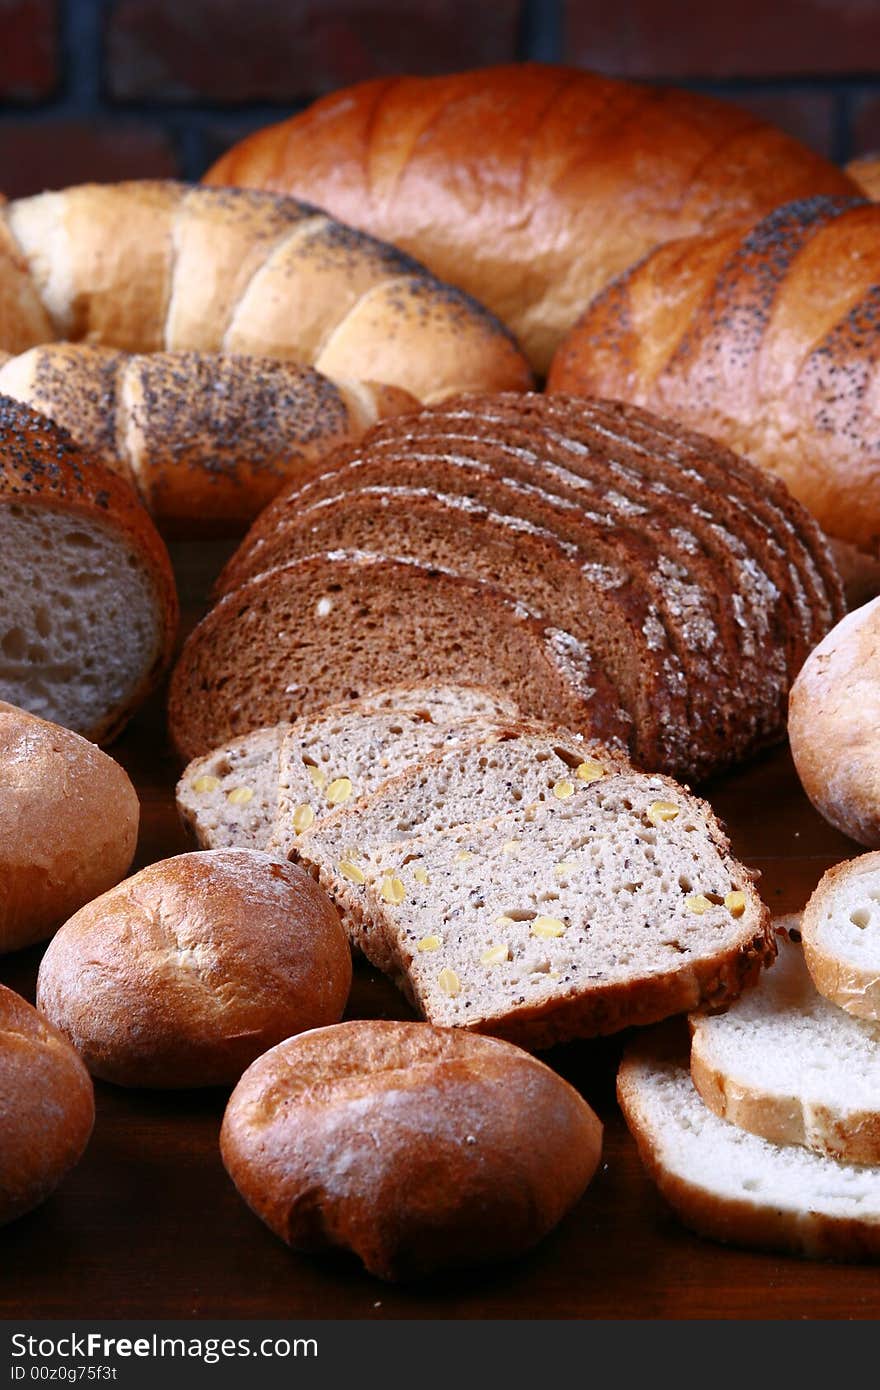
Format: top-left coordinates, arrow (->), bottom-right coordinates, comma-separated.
1,542 -> 877,1320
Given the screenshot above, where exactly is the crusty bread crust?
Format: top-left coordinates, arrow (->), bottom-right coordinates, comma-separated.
0,395 -> 178,742
205,65 -> 855,373
0,701 -> 139,953
0,984 -> 94,1226
789,598 -> 880,848
36,849 -> 352,1089
220,1018 -> 602,1280
3,181 -> 531,404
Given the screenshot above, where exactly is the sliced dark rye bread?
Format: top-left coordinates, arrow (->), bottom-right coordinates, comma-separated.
167,552 -> 631,763
177,682 -> 521,852
293,730 -> 772,1049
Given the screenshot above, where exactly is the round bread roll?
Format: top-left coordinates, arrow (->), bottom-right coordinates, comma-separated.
221,1019 -> 603,1281
0,701 -> 139,953
789,597 -> 880,847
802,853 -> 880,1023
36,848 -> 351,1088
0,984 -> 95,1225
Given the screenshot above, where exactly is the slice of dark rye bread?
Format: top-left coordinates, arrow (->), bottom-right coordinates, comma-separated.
167,551 -> 632,764
293,730 -> 772,1049
176,683 -> 521,852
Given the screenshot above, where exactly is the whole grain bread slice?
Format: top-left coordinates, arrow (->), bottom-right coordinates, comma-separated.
177,682 -> 521,851
618,1024 -> 880,1262
689,918 -> 880,1165
167,551 -> 631,763
295,727 -> 772,1047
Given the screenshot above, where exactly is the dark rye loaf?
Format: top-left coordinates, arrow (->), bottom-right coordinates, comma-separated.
167,551 -> 630,763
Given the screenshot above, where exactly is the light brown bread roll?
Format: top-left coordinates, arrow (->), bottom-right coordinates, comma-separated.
0,396 -> 178,742
204,65 -> 856,373
0,344 -> 417,534
0,702 -> 139,954
0,181 -> 531,404
221,1019 -> 602,1281
36,848 -> 351,1088
789,597 -> 880,847
846,155 -> 880,200
0,984 -> 95,1226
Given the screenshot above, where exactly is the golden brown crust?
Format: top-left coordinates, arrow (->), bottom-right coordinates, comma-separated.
0,701 -> 139,953
801,852 -> 880,1022
220,1018 -> 602,1280
36,848 -> 352,1088
846,155 -> 880,201
0,395 -> 179,740
0,983 -> 94,1226
550,195 -> 880,561
205,65 -> 857,373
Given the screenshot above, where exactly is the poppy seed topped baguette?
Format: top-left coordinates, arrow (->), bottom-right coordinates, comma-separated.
167,551 -> 631,764
294,732 -> 770,1048
176,683 -> 520,853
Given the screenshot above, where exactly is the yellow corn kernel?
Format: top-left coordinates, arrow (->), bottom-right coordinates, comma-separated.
553,778 -> 575,800
724,890 -> 747,918
226,786 -> 253,806
413,865 -> 430,885
685,894 -> 714,915
307,765 -> 328,791
481,943 -> 509,966
192,775 -> 221,794
438,967 -> 461,997
326,776 -> 353,806
648,800 -> 680,826
531,916 -> 566,938
418,935 -> 443,952
338,859 -> 366,885
291,803 -> 315,833
379,874 -> 406,905
576,760 -> 605,783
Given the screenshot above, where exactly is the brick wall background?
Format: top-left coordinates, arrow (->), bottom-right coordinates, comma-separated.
2,0 -> 879,198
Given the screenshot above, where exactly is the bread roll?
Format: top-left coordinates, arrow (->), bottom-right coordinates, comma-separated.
789,598 -> 880,847
221,1019 -> 602,1280
204,65 -> 856,373
0,396 -> 178,741
846,155 -> 880,200
36,848 -> 351,1088
802,853 -> 880,1023
0,984 -> 94,1225
549,196 -> 880,586
0,344 -> 417,534
0,701 -> 139,953
1,181 -> 531,403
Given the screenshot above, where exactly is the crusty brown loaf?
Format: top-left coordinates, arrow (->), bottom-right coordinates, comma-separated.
0,395 -> 178,742
0,702 -> 139,953
0,983 -> 95,1226
0,181 -> 530,403
789,598 -> 880,848
220,1018 -> 602,1280
549,196 -> 880,580
167,551 -> 631,765
0,344 -> 416,534
36,848 -> 352,1089
846,155 -> 880,200
204,64 -> 856,373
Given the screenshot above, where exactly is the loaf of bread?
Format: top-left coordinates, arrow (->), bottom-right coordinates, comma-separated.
0,701 -> 139,953
789,598 -> 880,847
293,725 -> 772,1048
37,848 -> 351,1088
847,155 -> 880,199
0,396 -> 178,741
618,1024 -> 880,1261
221,1019 -> 602,1280
210,392 -> 843,781
1,984 -> 95,1226
167,551 -> 630,765
0,344 -> 416,533
690,919 -> 880,1165
0,181 -> 530,403
204,64 -> 855,373
549,196 -> 880,594
801,853 -> 880,1024
177,683 -> 520,854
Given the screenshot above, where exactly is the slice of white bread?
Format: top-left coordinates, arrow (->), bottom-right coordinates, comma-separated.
296,734 -> 772,1048
177,684 -> 520,852
802,853 -> 880,1023
690,918 -> 880,1164
617,1025 -> 880,1261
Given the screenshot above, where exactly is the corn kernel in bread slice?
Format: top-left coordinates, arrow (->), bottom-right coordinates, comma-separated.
178,683 -> 520,853
298,741 -> 771,1047
802,852 -> 880,1023
689,920 -> 880,1165
618,1025 -> 880,1261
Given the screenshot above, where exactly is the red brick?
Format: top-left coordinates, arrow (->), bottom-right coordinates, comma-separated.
714,90 -> 836,159
106,0 -> 521,103
0,0 -> 57,100
0,121 -> 178,199
565,0 -> 880,78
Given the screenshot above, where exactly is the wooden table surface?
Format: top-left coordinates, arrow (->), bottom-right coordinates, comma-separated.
2,542 -> 878,1321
